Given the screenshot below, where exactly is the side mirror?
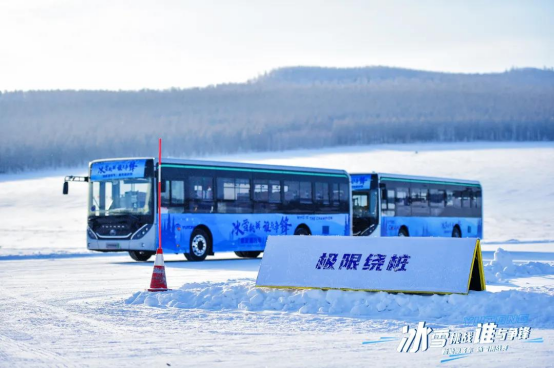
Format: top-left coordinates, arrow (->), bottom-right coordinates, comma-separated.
63,182 -> 69,195
161,180 -> 167,193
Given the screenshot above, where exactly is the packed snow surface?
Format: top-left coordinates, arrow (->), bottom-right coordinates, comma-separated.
1,142 -> 553,367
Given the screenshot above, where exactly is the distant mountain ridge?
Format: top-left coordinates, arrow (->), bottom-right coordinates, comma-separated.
1,66 -> 553,172
254,66 -> 554,86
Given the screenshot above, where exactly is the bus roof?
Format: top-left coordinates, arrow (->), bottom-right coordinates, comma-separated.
163,158 -> 349,177
351,172 -> 481,186
90,157 -> 349,177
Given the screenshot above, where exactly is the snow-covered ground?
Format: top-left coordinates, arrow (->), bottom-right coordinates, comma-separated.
0,142 -> 553,367
1,142 -> 553,257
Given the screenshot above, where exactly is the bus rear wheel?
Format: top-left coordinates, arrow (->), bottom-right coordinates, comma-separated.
235,251 -> 262,258
294,226 -> 311,235
185,229 -> 210,261
452,226 -> 462,238
398,228 -> 409,237
129,251 -> 154,262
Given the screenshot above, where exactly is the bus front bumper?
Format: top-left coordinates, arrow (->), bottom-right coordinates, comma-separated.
87,227 -> 156,252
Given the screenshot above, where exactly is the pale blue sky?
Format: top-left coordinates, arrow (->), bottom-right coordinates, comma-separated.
1,0 -> 552,90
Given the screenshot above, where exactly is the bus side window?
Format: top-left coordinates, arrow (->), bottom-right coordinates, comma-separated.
396,188 -> 408,206
283,181 -> 300,203
387,190 -> 396,210
253,179 -> 269,202
462,189 -> 471,208
189,176 -> 213,201
331,183 -> 340,205
429,187 -> 445,217
453,190 -> 463,208
430,189 -> 445,208
161,180 -> 170,207
253,178 -> 280,214
411,187 -> 429,216
314,182 -> 329,205
188,176 -> 213,213
474,188 -> 482,208
446,190 -> 454,207
217,177 -> 252,213
236,178 -> 251,204
163,180 -> 184,213
300,181 -> 312,204
411,188 -> 424,206
381,188 -> 395,216
339,183 -> 349,212
170,180 -> 185,205
394,187 -> 409,216
269,180 -> 281,203
218,178 -> 235,201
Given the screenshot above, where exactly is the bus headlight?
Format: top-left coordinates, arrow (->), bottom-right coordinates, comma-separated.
132,224 -> 152,240
360,224 -> 377,236
87,227 -> 98,239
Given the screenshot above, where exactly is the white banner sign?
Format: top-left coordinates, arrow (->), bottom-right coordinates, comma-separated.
256,236 -> 485,295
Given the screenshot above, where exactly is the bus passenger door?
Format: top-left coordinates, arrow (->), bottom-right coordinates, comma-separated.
352,191 -> 370,235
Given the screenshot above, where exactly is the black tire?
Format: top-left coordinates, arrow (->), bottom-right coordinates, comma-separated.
398,228 -> 409,237
294,226 -> 311,236
235,251 -> 261,258
128,250 -> 154,262
452,227 -> 462,238
185,229 -> 210,261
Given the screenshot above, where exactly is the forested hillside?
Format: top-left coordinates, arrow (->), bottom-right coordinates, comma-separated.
1,66 -> 553,172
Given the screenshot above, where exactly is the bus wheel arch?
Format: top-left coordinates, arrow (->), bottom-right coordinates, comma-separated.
235,251 -> 262,258
452,225 -> 462,238
294,224 -> 311,235
398,226 -> 409,237
185,226 -> 212,261
195,225 -> 214,255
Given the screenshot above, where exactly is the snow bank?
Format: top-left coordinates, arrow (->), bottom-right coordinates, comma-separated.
126,278 -> 554,328
485,248 -> 554,283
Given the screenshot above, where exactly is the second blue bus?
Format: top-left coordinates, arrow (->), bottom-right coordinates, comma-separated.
350,173 -> 483,238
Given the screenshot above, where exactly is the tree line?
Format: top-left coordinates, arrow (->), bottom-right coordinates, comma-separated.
0,66 -> 553,173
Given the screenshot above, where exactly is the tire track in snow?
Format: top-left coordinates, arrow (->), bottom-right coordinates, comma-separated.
0,331 -> 73,367
0,289 -> 123,334
0,289 -> 127,366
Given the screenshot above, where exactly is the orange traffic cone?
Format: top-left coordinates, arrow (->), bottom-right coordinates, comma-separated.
148,247 -> 170,292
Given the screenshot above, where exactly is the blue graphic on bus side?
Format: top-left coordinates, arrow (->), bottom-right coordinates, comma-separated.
159,213 -> 351,254
380,216 -> 482,238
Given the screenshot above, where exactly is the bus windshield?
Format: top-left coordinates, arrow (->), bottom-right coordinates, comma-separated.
88,177 -> 154,217
353,190 -> 378,218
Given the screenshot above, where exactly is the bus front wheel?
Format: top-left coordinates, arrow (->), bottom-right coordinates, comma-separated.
185,229 -> 210,261
129,250 -> 154,262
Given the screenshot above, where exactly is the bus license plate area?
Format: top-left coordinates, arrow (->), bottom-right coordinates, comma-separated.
106,243 -> 120,249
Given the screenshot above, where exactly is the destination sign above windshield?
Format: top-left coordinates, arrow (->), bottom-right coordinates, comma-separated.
90,159 -> 147,181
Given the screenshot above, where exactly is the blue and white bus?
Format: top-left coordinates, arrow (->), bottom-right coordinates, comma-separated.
350,173 -> 483,238
65,158 -> 352,261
